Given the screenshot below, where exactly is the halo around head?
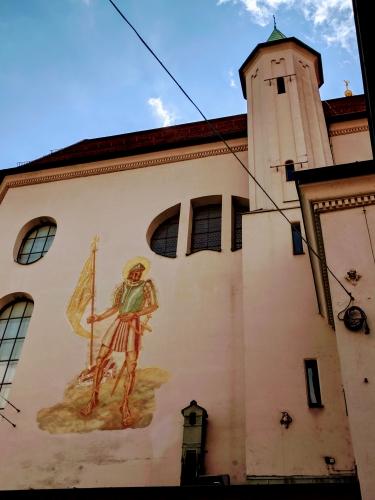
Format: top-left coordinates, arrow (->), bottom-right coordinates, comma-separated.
122,256 -> 150,280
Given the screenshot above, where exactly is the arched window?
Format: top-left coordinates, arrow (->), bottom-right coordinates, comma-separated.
150,213 -> 180,258
0,299 -> 33,409
17,222 -> 56,264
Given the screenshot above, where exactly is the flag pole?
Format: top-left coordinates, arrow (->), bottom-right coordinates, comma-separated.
89,237 -> 98,367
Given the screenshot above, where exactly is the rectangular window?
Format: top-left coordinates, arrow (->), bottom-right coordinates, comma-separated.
285,162 -> 295,182
191,204 -> 221,253
232,197 -> 250,251
304,359 -> 323,407
291,222 -> 304,255
277,76 -> 286,94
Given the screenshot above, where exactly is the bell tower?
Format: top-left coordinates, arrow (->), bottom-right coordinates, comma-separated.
239,24 -> 333,209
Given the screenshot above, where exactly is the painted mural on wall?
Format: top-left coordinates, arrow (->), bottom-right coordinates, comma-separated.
37,238 -> 169,434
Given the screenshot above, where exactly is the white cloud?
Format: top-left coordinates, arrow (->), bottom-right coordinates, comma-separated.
228,69 -> 237,88
147,97 -> 175,127
217,0 -> 355,49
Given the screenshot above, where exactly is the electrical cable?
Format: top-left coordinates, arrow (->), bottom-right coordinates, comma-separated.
337,295 -> 354,320
363,208 -> 375,265
107,0 -> 354,300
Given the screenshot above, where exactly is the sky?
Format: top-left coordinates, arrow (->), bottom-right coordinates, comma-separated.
0,0 -> 363,169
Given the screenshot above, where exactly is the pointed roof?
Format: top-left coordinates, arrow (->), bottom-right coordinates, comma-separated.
267,16 -> 286,42
267,27 -> 286,42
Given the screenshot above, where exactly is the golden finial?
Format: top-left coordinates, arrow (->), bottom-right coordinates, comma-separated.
344,80 -> 353,97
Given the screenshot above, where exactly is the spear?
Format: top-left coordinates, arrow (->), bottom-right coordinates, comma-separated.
89,236 -> 99,367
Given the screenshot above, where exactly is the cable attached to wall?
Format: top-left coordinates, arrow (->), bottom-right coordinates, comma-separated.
363,208 -> 375,266
337,296 -> 370,334
107,0 -> 354,302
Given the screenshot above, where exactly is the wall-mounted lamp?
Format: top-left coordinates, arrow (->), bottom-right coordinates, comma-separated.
280,411 -> 293,429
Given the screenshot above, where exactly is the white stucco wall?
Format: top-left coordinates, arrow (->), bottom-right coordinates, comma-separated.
0,141 -> 250,489
329,118 -> 373,165
241,208 -> 354,479
320,198 -> 375,500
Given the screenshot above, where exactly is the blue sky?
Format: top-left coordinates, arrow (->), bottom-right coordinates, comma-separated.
0,0 -> 362,169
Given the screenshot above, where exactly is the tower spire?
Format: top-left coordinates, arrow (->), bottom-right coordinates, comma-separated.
267,17 -> 286,42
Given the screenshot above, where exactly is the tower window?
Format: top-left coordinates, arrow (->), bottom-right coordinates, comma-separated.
17,223 -> 56,265
0,299 -> 34,409
191,204 -> 221,253
291,222 -> 304,255
304,359 -> 323,408
285,160 -> 295,182
277,76 -> 286,94
150,212 -> 180,258
232,197 -> 250,251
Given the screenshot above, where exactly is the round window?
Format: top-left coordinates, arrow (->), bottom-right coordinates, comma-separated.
17,223 -> 56,264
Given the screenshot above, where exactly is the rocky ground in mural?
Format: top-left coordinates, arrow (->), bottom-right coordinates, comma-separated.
37,367 -> 170,433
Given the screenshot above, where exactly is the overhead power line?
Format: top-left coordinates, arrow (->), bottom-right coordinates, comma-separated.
107,0 -> 354,301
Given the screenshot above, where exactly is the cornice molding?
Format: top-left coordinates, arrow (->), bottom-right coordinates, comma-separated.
0,143 -> 248,204
329,124 -> 368,137
313,192 -> 375,213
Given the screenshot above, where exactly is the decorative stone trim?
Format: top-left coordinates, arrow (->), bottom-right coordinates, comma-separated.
329,125 -> 368,137
313,193 -> 375,213
313,211 -> 335,327
0,144 -> 248,204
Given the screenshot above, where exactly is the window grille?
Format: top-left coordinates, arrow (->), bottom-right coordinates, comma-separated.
17,223 -> 56,264
0,300 -> 33,409
191,204 -> 221,253
151,213 -> 179,258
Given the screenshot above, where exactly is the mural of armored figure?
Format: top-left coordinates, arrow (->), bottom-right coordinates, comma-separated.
81,260 -> 158,427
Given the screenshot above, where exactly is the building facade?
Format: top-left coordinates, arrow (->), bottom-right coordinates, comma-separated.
0,27 -> 373,499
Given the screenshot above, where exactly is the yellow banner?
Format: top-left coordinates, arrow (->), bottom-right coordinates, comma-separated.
66,238 -> 97,339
